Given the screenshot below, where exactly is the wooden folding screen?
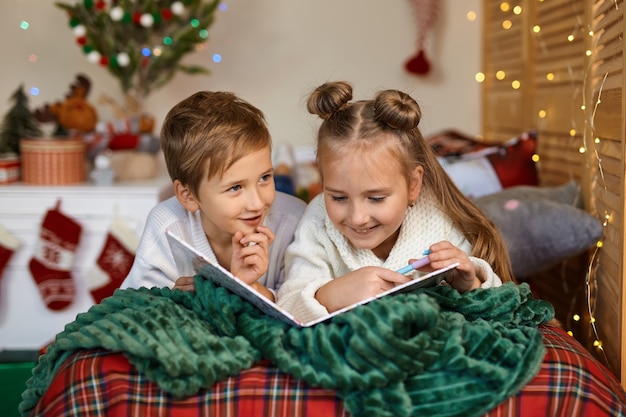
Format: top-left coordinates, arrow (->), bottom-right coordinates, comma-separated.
482,0 -> 626,385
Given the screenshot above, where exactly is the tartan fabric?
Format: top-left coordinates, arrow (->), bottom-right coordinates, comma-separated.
27,326 -> 626,417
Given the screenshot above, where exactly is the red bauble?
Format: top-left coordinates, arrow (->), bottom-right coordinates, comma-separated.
161,9 -> 173,20
405,49 -> 431,76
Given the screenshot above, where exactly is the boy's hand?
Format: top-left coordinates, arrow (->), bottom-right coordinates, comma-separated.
230,225 -> 275,285
173,276 -> 195,291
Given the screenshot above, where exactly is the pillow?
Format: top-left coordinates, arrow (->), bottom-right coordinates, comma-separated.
427,129 -> 539,196
473,181 -> 603,278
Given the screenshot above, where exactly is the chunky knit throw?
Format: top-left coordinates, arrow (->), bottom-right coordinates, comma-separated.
20,276 -> 553,417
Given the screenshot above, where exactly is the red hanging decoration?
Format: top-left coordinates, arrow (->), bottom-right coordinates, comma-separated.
404,0 -> 439,76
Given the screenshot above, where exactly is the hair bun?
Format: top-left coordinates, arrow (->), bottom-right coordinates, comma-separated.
373,90 -> 422,130
307,81 -> 353,120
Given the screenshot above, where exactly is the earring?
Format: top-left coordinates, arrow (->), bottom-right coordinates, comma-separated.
408,201 -> 414,208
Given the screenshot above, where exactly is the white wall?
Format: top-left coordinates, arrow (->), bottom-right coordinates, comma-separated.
0,0 -> 482,349
1,0 -> 482,148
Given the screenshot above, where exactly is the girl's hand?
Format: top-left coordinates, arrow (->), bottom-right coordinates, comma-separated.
316,266 -> 412,313
419,241 -> 481,293
230,225 -> 275,285
173,275 -> 195,291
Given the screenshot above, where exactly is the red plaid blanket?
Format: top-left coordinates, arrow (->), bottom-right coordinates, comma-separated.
28,326 -> 626,417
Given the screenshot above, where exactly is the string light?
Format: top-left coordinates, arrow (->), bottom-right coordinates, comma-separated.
56,0 -> 223,98
485,0 -> 618,372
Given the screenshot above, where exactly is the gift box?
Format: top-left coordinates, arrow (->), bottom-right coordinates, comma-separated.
20,138 -> 85,185
0,156 -> 20,184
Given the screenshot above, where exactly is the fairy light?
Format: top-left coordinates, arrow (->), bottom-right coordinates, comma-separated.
486,0 -> 618,371
58,0 -> 223,99
475,72 -> 485,82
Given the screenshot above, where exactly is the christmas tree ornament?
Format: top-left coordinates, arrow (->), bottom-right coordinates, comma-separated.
86,217 -> 139,303
28,200 -> 82,311
56,0 -> 221,100
404,0 -> 439,76
0,224 -> 21,283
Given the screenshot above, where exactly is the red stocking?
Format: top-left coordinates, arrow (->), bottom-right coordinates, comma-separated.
28,200 -> 82,310
86,218 -> 138,303
0,224 -> 20,281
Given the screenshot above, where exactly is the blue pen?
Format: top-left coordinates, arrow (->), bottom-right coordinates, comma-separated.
396,249 -> 431,275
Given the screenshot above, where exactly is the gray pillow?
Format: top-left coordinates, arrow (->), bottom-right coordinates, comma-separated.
473,181 -> 603,278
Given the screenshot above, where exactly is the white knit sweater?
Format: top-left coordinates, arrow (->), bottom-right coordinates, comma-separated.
277,189 -> 502,323
121,191 -> 306,292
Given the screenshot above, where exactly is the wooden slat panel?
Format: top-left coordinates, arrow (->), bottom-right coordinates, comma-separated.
483,0 -> 625,384
483,91 -> 525,131
534,133 -> 585,185
532,87 -> 586,131
593,90 -> 623,139
589,0 -> 624,383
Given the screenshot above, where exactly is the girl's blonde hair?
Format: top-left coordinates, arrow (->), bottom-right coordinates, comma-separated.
161,91 -> 271,197
307,81 -> 514,282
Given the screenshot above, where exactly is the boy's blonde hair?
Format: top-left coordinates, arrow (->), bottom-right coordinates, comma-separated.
307,81 -> 514,283
161,91 -> 271,197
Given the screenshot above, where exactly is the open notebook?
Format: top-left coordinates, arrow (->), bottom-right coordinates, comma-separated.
166,229 -> 459,327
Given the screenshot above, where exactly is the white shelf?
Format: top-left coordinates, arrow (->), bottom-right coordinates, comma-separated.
0,177 -> 172,350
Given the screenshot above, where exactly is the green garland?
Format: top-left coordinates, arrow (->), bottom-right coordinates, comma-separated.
55,0 -> 221,98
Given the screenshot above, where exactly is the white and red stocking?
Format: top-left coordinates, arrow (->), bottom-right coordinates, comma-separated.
404,0 -> 439,76
28,200 -> 82,310
0,224 -> 21,281
86,217 -> 138,303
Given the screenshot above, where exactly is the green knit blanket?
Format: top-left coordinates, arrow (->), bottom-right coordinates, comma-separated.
20,278 -> 554,417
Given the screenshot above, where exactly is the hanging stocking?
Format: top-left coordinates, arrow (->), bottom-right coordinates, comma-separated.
404,0 -> 439,76
85,217 -> 139,303
28,200 -> 82,310
0,224 -> 20,280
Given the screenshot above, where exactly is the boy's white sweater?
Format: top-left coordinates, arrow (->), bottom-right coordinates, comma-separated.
121,191 -> 306,292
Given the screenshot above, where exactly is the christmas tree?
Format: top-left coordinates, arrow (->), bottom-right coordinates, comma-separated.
56,0 -> 221,99
0,85 -> 42,156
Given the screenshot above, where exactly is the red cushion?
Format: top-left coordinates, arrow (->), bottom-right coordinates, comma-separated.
427,129 -> 539,189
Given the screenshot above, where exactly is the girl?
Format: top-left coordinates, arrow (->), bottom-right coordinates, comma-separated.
277,81 -> 514,323
121,91 -> 306,301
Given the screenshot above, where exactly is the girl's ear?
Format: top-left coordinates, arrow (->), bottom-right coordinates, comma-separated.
174,180 -> 200,212
408,166 -> 424,203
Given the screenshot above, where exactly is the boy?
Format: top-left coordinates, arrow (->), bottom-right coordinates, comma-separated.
121,91 -> 306,301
